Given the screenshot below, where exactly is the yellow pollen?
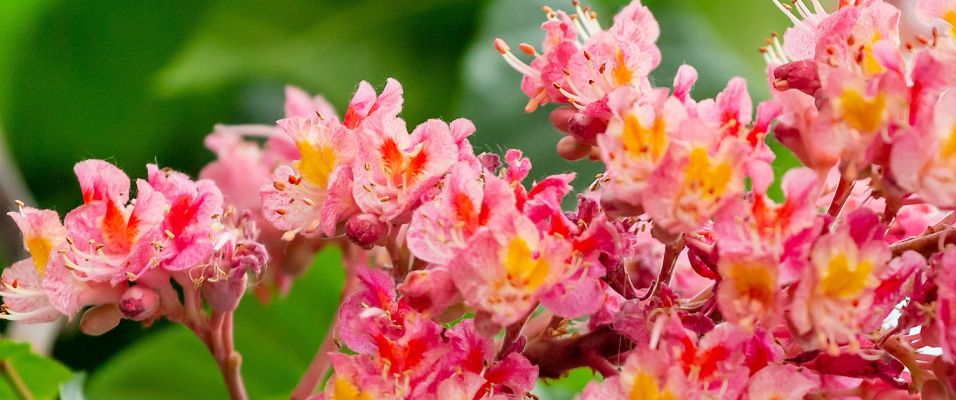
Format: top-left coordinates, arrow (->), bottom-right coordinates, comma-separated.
503,238 -> 550,292
840,90 -> 886,133
295,140 -> 337,188
621,114 -> 668,162
684,147 -> 733,200
332,377 -> 372,400
819,253 -> 873,300
629,372 -> 676,400
26,237 -> 53,275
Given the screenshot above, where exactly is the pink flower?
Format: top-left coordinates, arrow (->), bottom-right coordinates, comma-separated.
789,208 -> 892,354
64,162 -> 168,283
715,167 -> 820,259
341,79 -> 403,130
406,164 -> 515,266
597,86 -> 686,213
284,85 -> 338,120
745,363 -> 820,400
716,253 -> 780,330
581,346 -> 687,400
146,164 -> 225,271
642,118 -> 749,233
0,260 -> 60,323
448,210 -> 570,326
930,248 -> 956,362
352,117 -> 458,224
7,206 -> 66,276
915,0 -> 956,35
891,90 -> 956,208
261,115 -> 358,238
335,267 -> 413,355
496,1 -> 661,145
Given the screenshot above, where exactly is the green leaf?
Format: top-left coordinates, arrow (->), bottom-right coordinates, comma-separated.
154,0 -> 483,124
534,367 -> 599,400
0,339 -> 73,400
86,247 -> 346,399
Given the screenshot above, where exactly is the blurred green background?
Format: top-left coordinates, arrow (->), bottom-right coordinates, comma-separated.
0,0 -> 804,398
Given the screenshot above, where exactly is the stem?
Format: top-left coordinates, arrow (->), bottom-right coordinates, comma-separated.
890,227 -> 956,257
211,311 -> 247,400
827,174 -> 855,219
497,307 -> 535,359
584,350 -> 619,377
882,195 -> 904,226
639,235 -> 685,301
1,360 -> 33,400
882,335 -> 924,392
290,317 -> 338,400
522,326 -> 629,379
291,271 -> 359,399
175,275 -> 248,400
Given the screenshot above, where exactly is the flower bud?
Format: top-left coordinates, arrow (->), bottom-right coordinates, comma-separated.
232,241 -> 269,276
119,286 -> 161,321
346,213 -> 388,249
202,272 -> 248,313
478,152 -> 502,172
567,111 -> 607,146
772,60 -> 820,95
80,304 -> 122,336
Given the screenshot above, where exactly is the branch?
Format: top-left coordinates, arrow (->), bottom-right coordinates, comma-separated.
827,174 -> 855,219
290,316 -> 338,400
639,235 -> 685,301
291,269 -> 359,399
890,227 -> 956,258
522,326 -> 630,379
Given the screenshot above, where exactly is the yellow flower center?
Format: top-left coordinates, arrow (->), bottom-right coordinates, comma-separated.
612,49 -> 633,86
944,10 -> 956,38
621,114 -> 668,162
840,90 -> 886,133
819,253 -> 873,300
295,140 -> 337,188
727,262 -> 776,306
331,377 -> 372,400
940,125 -> 956,159
861,33 -> 884,76
26,236 -> 53,275
503,238 -> 550,292
684,147 -> 733,200
629,372 -> 676,400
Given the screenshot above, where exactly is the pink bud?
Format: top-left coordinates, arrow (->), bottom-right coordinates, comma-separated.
567,109 -> 608,146
119,286 -> 161,321
478,152 -> 501,172
80,304 -> 122,336
772,60 -> 820,95
346,213 -> 388,249
232,241 -> 269,276
556,136 -> 592,161
202,272 -> 248,313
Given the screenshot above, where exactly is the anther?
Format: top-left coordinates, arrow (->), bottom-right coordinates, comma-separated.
493,38 -> 510,54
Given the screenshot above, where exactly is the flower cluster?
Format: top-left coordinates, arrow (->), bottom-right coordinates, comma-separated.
6,0 -> 956,399
2,160 -> 267,333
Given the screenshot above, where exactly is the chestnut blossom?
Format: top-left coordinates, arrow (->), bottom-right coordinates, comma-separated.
8,1 -> 956,398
